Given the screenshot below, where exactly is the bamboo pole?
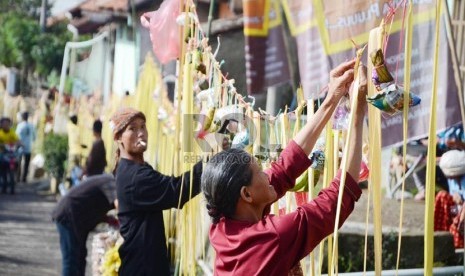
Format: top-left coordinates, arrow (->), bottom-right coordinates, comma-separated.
329,52 -> 363,274
367,21 -> 385,276
306,98 -> 317,276
396,1 -> 413,273
424,1 -> 442,274
320,121 -> 334,275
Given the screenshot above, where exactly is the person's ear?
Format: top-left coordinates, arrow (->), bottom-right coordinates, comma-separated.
240,186 -> 253,203
115,137 -> 124,149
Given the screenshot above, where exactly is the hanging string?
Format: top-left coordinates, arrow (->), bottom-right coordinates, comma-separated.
383,0 -> 408,54
188,7 -> 329,120
383,3 -> 396,53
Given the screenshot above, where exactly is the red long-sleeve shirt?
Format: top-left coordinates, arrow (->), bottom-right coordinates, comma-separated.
209,140 -> 362,275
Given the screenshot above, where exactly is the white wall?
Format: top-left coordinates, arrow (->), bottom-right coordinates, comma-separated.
112,39 -> 137,96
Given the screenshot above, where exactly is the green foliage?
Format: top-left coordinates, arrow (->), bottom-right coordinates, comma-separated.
43,133 -> 68,180
0,6 -> 72,93
321,231 -> 407,273
338,251 -> 358,272
47,70 -> 60,88
0,0 -> 44,19
381,231 -> 399,269
31,22 -> 72,76
0,13 -> 39,68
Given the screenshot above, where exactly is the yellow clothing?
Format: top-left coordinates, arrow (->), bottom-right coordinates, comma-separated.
0,129 -> 19,145
67,122 -> 81,156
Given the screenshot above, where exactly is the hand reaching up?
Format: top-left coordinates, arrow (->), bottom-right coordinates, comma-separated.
327,59 -> 356,102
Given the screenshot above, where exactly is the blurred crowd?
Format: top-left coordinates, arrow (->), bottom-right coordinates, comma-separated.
390,123 -> 465,247
0,112 -> 36,194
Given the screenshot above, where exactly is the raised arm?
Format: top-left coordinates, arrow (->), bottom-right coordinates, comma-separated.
294,59 -> 355,155
131,161 -> 203,211
274,171 -> 362,265
274,65 -> 368,264
265,60 -> 356,197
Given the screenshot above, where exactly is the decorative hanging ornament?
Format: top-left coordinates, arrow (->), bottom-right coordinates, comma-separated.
333,97 -> 351,130
367,49 -> 421,115
231,129 -> 250,150
310,149 -> 325,171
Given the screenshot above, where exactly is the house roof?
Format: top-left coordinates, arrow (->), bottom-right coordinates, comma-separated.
79,0 -> 128,13
71,14 -> 114,34
51,0 -> 88,17
62,0 -> 130,34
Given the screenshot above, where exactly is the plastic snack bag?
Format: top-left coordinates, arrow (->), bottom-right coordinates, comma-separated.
359,161 -> 369,182
367,49 -> 421,115
310,150 -> 325,171
232,129 -> 250,150
333,96 -> 350,130
367,83 -> 421,115
140,0 -> 181,64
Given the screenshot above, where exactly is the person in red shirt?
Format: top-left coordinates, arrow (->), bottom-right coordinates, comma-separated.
201,60 -> 367,275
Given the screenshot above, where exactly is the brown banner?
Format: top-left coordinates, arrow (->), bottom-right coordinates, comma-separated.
282,0 -> 461,147
323,0 -> 431,45
245,27 -> 291,94
244,0 -> 291,94
376,20 -> 461,147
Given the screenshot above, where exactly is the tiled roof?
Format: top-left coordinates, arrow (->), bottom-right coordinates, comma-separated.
79,0 -> 128,12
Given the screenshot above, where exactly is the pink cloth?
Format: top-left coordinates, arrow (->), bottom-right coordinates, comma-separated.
434,190 -> 464,248
209,140 -> 362,275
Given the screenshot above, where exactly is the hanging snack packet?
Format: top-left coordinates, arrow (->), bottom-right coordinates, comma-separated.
310,149 -> 325,171
367,49 -> 421,115
370,49 -> 394,90
333,96 -> 350,130
231,129 -> 250,149
367,83 -> 421,115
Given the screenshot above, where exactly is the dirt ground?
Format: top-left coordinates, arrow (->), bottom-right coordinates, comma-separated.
345,189 -> 427,234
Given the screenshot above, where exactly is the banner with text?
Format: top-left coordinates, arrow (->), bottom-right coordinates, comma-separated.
244,0 -> 291,94
281,0 -> 461,147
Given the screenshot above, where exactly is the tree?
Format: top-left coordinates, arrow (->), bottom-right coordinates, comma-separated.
0,13 -> 40,93
31,22 -> 72,77
0,0 -> 45,19
44,133 -> 68,182
0,0 -> 71,94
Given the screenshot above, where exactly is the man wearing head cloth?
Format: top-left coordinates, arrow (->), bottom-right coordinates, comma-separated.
110,107 -> 204,275
109,107 -> 146,140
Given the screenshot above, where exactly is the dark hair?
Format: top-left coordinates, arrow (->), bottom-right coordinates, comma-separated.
93,119 -> 103,133
201,148 -> 254,223
0,117 -> 11,125
21,112 -> 29,121
70,115 -> 78,125
112,148 -> 120,175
